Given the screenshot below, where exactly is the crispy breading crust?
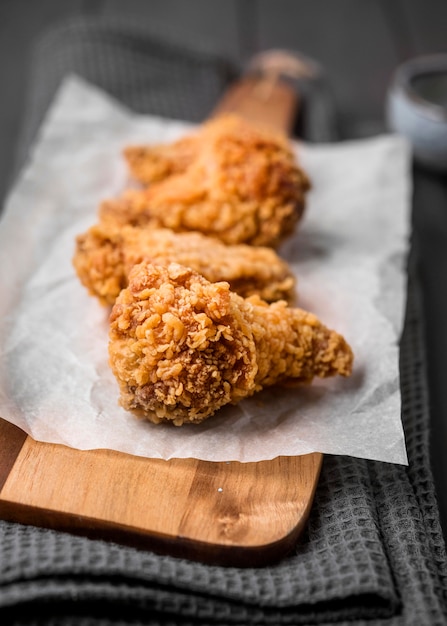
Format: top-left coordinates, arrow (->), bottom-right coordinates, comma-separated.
101,115 -> 311,247
73,223 -> 296,306
108,262 -> 353,425
124,135 -> 198,184
109,262 -> 258,425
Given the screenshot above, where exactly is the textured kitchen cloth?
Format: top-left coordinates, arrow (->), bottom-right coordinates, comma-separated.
1,16 -> 446,626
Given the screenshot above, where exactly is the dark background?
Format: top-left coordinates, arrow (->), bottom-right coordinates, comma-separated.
1,0 -> 447,538
1,0 -> 447,198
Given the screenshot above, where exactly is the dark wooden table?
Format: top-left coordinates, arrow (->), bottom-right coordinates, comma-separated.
1,0 -> 446,542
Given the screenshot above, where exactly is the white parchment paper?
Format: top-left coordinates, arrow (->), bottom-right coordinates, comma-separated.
0,76 -> 411,464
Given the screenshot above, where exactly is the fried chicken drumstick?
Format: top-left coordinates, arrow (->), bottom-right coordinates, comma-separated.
108,262 -> 353,426
101,114 -> 310,247
73,222 -> 296,306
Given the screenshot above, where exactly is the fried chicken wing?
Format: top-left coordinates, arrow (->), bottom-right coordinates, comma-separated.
101,114 -> 310,247
108,262 -> 353,425
73,222 -> 296,306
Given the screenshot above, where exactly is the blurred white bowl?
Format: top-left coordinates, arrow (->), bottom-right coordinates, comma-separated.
386,54 -> 447,171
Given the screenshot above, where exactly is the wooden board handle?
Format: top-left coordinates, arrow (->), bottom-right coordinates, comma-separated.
212,48 -> 320,135
212,75 -> 299,134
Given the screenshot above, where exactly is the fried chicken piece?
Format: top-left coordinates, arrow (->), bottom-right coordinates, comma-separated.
101,114 -> 310,247
124,135 -> 198,185
73,222 -> 296,306
108,262 -> 353,425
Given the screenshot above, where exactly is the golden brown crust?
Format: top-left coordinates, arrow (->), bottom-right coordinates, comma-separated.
73,222 -> 296,306
245,294 -> 354,386
108,262 -> 353,425
102,114 -> 311,247
109,263 -> 258,425
124,135 -> 198,185
98,190 -> 163,230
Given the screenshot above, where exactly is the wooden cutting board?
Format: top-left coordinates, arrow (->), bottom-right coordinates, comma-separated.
0,64 -> 323,568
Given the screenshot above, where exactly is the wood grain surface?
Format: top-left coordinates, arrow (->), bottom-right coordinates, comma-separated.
0,65 -> 323,567
0,424 -> 322,566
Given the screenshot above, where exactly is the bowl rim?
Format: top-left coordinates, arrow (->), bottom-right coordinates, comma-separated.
392,53 -> 447,123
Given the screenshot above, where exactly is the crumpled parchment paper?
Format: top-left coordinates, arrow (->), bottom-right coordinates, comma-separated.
0,75 -> 410,464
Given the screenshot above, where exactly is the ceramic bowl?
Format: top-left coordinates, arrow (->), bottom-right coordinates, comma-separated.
386,54 -> 447,171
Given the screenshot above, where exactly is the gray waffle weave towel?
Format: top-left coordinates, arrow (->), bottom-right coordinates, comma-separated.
1,17 -> 447,626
